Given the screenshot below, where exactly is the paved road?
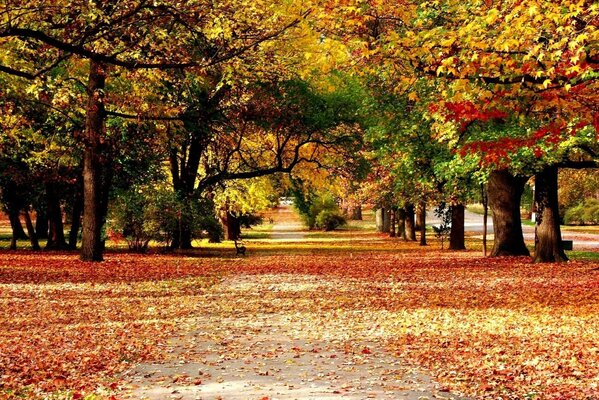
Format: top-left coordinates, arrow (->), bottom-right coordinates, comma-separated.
427,209 -> 599,250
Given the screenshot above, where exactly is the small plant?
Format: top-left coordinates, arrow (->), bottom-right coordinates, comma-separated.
432,203 -> 452,249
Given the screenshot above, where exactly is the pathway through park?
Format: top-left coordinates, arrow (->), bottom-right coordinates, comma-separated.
122,207 -> 468,400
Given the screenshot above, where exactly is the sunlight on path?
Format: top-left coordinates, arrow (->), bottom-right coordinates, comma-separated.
270,206 -> 307,241
122,274 -> 470,400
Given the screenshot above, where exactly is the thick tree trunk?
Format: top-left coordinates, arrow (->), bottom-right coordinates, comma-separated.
488,170 -> 530,257
35,209 -> 48,239
45,184 -> 67,250
482,184 -> 488,257
415,206 -> 423,231
533,166 -> 567,263
170,213 -> 194,250
375,208 -> 384,232
418,202 -> 427,246
226,212 -> 241,240
81,61 -> 107,261
405,204 -> 416,241
396,208 -> 407,240
390,208 -> 396,237
350,204 -> 362,220
168,133 -> 208,249
449,203 -> 466,250
23,209 -> 40,250
8,210 -> 27,240
382,208 -> 391,233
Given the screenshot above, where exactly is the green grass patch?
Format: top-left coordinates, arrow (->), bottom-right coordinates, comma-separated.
567,250 -> 599,262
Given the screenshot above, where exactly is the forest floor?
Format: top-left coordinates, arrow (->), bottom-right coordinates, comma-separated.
0,207 -> 598,400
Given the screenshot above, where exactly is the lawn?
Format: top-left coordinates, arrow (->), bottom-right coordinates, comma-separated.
0,220 -> 598,399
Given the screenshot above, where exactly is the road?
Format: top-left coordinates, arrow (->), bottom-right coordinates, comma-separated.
427,208 -> 599,250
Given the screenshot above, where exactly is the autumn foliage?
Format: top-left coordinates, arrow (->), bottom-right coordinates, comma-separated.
0,232 -> 597,399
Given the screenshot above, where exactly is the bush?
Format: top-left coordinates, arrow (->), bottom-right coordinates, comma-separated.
564,198 -> 599,225
238,213 -> 264,228
315,210 -> 347,231
109,185 -> 223,251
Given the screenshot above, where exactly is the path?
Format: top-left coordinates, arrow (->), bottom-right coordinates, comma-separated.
269,206 -> 307,241
121,207 -> 469,400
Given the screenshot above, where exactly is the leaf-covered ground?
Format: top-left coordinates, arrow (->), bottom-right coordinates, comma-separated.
0,209 -> 598,399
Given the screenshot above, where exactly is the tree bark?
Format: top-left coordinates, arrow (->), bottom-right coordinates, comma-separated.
396,208 -> 407,240
226,212 -> 241,240
68,184 -> 83,249
35,208 -> 48,239
415,206 -> 423,231
350,204 -> 362,220
45,184 -> 67,250
418,201 -> 427,246
488,169 -> 530,257
405,204 -> 416,241
8,210 -> 27,240
449,203 -> 466,250
482,184 -> 488,257
81,60 -> 107,261
23,209 -> 40,250
390,208 -> 396,237
533,165 -> 567,263
382,208 -> 391,233
375,208 -> 384,232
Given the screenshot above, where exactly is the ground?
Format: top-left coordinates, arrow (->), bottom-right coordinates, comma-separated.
0,207 -> 598,399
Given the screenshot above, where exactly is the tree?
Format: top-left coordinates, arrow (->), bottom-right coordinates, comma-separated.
333,0 -> 597,262
0,0 -> 311,260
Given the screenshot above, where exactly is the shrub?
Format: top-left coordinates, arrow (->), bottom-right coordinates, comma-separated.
315,209 -> 347,231
238,213 -> 264,228
564,198 -> 599,225
109,185 -> 223,251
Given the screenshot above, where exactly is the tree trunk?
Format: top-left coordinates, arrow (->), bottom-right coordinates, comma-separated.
376,208 -> 385,232
35,208 -> 48,239
226,212 -> 241,240
390,208 -> 396,237
81,61 -> 107,262
396,208 -> 407,240
23,209 -> 40,250
168,132 -> 209,249
382,208 -> 391,233
449,203 -> 466,250
350,204 -> 362,220
533,165 -> 567,263
482,184 -> 488,257
45,184 -> 67,250
415,206 -> 423,231
405,204 -> 416,241
488,170 -> 530,257
8,210 -> 27,240
68,186 -> 83,249
418,201 -> 427,246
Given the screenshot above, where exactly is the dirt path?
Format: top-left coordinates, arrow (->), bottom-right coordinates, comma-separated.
120,208 -> 470,399
269,207 -> 307,241
122,274 -> 469,400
